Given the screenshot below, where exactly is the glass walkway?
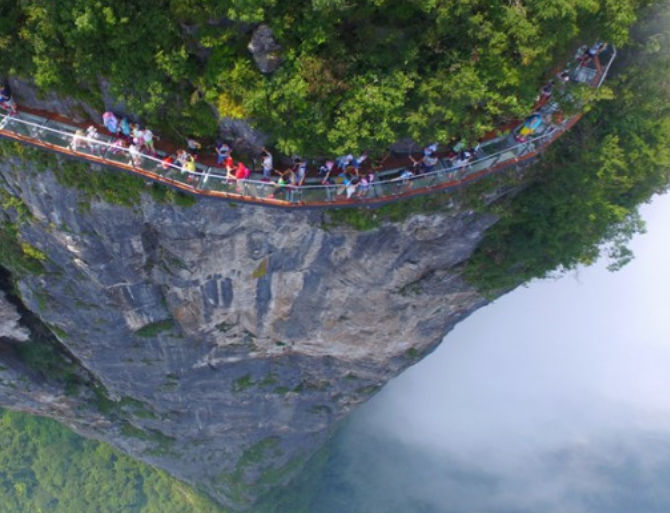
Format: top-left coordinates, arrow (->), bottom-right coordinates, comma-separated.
0,46 -> 616,209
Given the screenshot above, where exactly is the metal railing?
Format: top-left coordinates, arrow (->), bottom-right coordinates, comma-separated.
0,110 -> 565,204
0,46 -> 614,209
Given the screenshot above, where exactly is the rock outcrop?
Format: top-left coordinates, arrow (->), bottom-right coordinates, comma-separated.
8,77 -> 103,123
248,24 -> 282,74
0,291 -> 29,342
0,151 -> 502,509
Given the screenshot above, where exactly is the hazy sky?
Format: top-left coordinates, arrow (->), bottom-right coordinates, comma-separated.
313,192 -> 670,513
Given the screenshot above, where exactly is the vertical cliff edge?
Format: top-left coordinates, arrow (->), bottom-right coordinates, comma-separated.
1,2 -> 668,509
0,149 -> 515,509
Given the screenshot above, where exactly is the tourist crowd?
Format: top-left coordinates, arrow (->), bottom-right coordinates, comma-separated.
0,41 -> 603,201
88,108 -> 487,199
0,84 -> 539,200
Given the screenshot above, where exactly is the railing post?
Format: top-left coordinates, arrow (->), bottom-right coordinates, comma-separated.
35,118 -> 51,138
199,167 -> 209,189
431,168 -> 441,186
0,43 -> 609,209
100,139 -> 112,161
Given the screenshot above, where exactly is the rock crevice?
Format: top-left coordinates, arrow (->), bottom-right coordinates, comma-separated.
0,155 -> 502,508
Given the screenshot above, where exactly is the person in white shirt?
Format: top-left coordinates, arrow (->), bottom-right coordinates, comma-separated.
260,148 -> 274,180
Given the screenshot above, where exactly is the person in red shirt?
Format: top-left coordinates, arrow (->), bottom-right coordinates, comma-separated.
232,161 -> 250,194
235,161 -> 250,180
224,156 -> 236,183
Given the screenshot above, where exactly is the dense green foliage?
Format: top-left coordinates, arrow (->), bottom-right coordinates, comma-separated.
0,2 -> 667,513
0,174 -> 46,277
0,405 -> 322,513
53,159 -> 146,207
0,408 -> 227,513
0,223 -> 46,276
465,2 -> 670,291
0,0 -> 647,156
0,138 -> 197,209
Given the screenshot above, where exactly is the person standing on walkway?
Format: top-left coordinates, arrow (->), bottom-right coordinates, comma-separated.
215,141 -> 231,166
187,136 -> 202,156
352,152 -> 368,172
336,153 -> 354,171
85,125 -> 101,154
293,157 -> 307,186
69,129 -> 87,152
102,112 -> 119,135
142,127 -> 156,156
120,117 -> 132,142
259,148 -> 274,180
128,143 -> 142,167
0,84 -> 17,115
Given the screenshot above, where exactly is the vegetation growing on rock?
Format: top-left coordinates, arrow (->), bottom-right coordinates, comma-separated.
0,0 -> 645,155
0,408 -> 227,513
0,2 -> 668,513
466,3 -> 670,292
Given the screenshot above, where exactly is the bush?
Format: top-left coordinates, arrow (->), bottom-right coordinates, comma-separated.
465,10 -> 670,293
0,1 -> 649,156
134,319 -> 174,338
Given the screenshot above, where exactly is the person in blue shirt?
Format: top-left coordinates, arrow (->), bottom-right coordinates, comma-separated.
216,141 -> 231,166
120,117 -> 132,141
293,158 -> 307,186
352,152 -> 368,171
410,152 -> 439,174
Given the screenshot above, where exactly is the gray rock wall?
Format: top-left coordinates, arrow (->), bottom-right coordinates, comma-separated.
0,153 -> 497,508
0,291 -> 29,342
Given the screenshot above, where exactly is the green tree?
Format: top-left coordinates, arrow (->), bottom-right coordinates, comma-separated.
0,0 -> 651,156
0,408 -> 228,513
466,3 -> 670,292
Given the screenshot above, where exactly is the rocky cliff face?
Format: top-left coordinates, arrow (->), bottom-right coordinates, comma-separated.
0,151 -> 499,508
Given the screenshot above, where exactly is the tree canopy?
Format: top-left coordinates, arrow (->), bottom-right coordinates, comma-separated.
0,0 -> 649,156
0,408 -> 227,513
465,1 -> 670,291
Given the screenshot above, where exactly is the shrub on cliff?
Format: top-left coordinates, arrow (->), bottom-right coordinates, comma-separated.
0,408 -> 227,513
466,5 -> 670,292
0,0 -> 646,155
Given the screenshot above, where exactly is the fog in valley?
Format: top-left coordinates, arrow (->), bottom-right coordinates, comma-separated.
308,193 -> 670,513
